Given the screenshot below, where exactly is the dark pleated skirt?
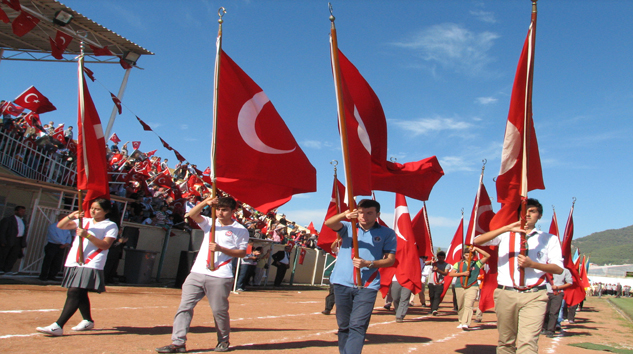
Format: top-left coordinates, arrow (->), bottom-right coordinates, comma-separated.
61,266 -> 106,293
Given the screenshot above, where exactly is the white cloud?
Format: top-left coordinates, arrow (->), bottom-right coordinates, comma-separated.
180,124 -> 189,130
438,156 -> 476,173
476,97 -> 498,105
302,140 -> 322,149
470,10 -> 496,24
390,117 -> 471,136
393,23 -> 499,76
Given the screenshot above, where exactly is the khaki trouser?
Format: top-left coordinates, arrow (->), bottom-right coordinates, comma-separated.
494,288 -> 548,354
455,285 -> 479,326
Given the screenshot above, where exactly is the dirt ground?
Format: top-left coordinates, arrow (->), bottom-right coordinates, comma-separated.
1,281 -> 632,354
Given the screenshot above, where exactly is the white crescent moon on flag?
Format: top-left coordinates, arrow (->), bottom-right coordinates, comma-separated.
451,243 -> 462,259
353,105 -> 372,155
60,37 -> 66,45
24,93 -> 38,103
394,205 -> 409,241
238,91 -> 296,155
475,205 -> 494,234
499,120 -> 521,175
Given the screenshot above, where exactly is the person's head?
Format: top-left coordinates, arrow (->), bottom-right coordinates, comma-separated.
14,206 -> 26,217
517,198 -> 543,226
215,197 -> 237,222
90,198 -> 112,221
436,251 -> 446,262
462,246 -> 475,261
67,126 -> 73,130
356,199 -> 381,226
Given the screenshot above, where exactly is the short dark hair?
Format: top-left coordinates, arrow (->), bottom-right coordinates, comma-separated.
437,251 -> 446,257
217,196 -> 237,210
358,199 -> 380,213
14,206 -> 26,212
517,198 -> 543,217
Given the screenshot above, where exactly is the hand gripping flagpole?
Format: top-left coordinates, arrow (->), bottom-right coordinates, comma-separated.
518,0 -> 538,288
208,7 -> 227,271
76,33 -> 88,266
329,3 -> 362,288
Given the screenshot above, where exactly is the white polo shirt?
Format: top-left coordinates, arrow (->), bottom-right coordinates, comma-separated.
483,230 -> 563,288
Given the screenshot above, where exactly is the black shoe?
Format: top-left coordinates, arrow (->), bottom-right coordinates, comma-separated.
214,341 -> 230,352
322,310 -> 331,315
156,344 -> 186,353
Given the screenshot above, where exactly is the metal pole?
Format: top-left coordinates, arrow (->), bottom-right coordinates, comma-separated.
103,68 -> 132,140
289,245 -> 299,286
156,225 -> 171,282
232,257 -> 242,293
311,249 -> 320,286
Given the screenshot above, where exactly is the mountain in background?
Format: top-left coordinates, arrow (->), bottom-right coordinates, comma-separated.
572,225 -> 633,265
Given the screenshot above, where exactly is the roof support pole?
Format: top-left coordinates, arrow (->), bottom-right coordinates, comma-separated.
104,67 -> 132,140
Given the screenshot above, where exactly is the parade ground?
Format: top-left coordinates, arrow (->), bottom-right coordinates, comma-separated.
1,283 -> 632,354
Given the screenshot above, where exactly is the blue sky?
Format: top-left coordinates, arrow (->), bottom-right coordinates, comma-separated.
2,1 -> 631,249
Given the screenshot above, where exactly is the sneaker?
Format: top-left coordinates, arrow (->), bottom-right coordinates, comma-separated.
214,341 -> 230,352
462,324 -> 469,330
321,310 -> 331,315
237,288 -> 245,292
432,310 -> 438,316
156,344 -> 186,353
568,320 -> 575,324
36,323 -> 63,336
457,324 -> 464,328
396,318 -> 404,323
409,301 -> 415,306
71,320 -> 94,331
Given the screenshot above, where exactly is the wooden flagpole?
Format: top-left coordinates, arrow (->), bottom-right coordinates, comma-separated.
465,160 -> 487,274
423,201 -> 435,260
519,0 -> 538,287
208,7 -> 227,271
329,4 -> 362,288
76,35 -> 87,266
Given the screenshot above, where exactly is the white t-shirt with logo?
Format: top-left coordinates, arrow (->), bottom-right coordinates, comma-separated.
190,216 -> 249,279
65,218 -> 118,270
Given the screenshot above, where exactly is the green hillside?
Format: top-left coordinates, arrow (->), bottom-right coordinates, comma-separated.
572,225 -> 633,265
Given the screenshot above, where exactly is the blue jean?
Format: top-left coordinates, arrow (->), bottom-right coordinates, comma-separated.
333,284 -> 378,354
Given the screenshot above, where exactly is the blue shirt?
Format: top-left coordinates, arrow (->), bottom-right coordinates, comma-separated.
330,221 -> 397,290
46,222 -> 73,245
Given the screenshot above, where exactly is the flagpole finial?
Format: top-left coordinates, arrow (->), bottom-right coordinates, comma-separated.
552,204 -> 555,212
481,158 -> 487,171
328,3 -> 335,22
572,197 -> 576,207
532,0 -> 537,12
330,160 -> 338,174
389,157 -> 397,163
218,7 -> 226,24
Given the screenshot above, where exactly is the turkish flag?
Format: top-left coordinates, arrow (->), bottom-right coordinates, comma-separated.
1,101 -> 24,116
132,141 -> 141,150
0,8 -> 9,24
579,256 -> 590,289
146,149 -> 157,157
12,11 -> 39,37
411,205 -> 434,260
549,210 -> 560,242
202,167 -> 212,184
561,206 -> 584,306
52,124 -> 65,143
77,71 -> 110,213
173,150 -> 186,162
109,153 -> 123,167
213,49 -> 316,213
379,194 -> 422,297
441,217 -> 464,299
490,20 -> 544,230
136,116 -> 153,131
153,169 -> 173,188
49,30 -> 73,59
307,222 -> 318,235
465,182 -> 495,246
89,44 -> 114,56
14,86 -> 57,114
159,137 -> 171,150
110,93 -> 123,114
109,132 -> 121,144
83,66 -> 96,82
23,112 -> 42,130
335,49 -> 443,200
317,177 -> 348,256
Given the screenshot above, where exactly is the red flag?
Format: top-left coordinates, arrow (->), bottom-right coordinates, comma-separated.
83,67 -> 96,82
2,0 -> 20,11
465,182 -> 495,246
153,169 -> 173,188
201,167 -> 212,184
146,149 -> 157,157
159,137 -> 172,150
490,19 -> 544,230
561,204 -> 584,306
1,101 -> 24,116
14,86 -> 57,114
12,11 -> 39,37
119,55 -> 133,69
77,71 -> 110,213
109,133 -> 121,144
379,194 -> 422,297
213,50 -> 316,213
89,44 -> 114,56
411,205 -> 434,260
173,150 -> 186,162
0,8 -> 7,24
110,93 -> 122,114
441,217 -> 464,299
131,141 -> 141,150
49,30 -> 73,59
549,210 -> 560,242
52,124 -> 65,143
66,139 -> 77,154
317,177 -> 348,256
307,222 -> 318,235
136,116 -> 152,131
335,49 -> 443,200
579,256 -> 590,289
109,152 -> 124,167
23,112 -> 42,130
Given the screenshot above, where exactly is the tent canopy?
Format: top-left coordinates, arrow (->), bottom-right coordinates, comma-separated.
0,0 -> 153,64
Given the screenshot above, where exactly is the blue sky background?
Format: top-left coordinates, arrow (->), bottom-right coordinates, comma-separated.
2,1 -> 631,249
